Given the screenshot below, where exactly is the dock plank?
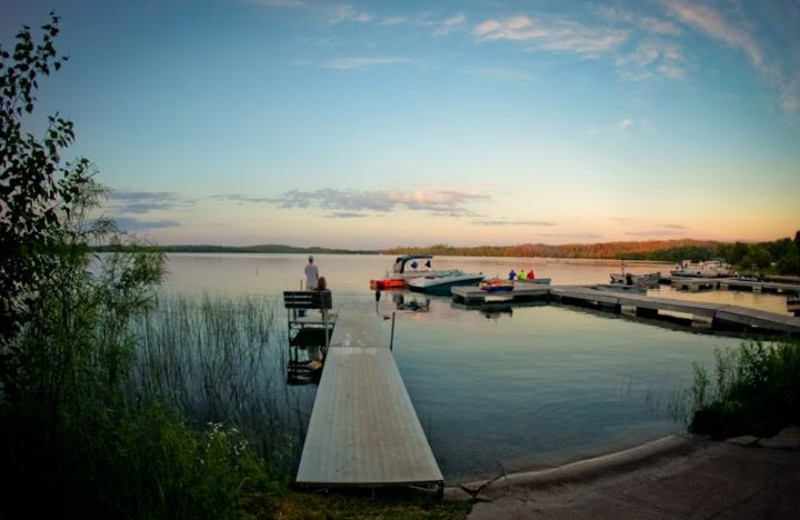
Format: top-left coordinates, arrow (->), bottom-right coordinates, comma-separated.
296,311 -> 443,487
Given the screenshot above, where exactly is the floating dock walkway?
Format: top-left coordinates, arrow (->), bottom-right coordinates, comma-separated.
671,277 -> 800,294
452,285 -> 800,335
295,308 -> 443,492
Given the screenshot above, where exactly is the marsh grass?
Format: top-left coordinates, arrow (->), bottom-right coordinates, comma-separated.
132,294 -> 307,467
669,337 -> 800,438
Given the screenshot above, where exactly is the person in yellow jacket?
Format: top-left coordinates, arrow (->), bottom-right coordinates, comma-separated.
518,269 -> 527,280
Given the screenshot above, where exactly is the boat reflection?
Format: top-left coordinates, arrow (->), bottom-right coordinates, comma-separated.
392,292 -> 430,312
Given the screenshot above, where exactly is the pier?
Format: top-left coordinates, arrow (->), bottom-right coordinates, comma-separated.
295,308 -> 443,492
452,285 -> 800,335
670,276 -> 800,294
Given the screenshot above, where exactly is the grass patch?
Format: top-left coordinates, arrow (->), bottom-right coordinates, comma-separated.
244,489 -> 472,520
675,337 -> 800,438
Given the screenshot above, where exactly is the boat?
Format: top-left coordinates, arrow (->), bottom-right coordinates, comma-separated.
479,279 -> 514,293
670,259 -> 734,278
369,254 -> 446,290
407,269 -> 485,296
609,272 -> 661,287
369,278 -> 407,290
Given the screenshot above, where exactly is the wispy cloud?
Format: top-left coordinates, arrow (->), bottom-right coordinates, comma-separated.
107,191 -> 182,214
380,16 -> 407,26
666,1 -> 765,72
271,188 -> 488,216
323,56 -> 412,70
664,1 -> 797,117
214,194 -> 273,204
588,118 -> 639,136
597,6 -> 681,36
474,15 -> 629,57
465,66 -> 533,82
434,13 -> 466,37
249,0 -> 306,8
321,3 -> 372,24
616,40 -> 686,81
327,212 -> 369,219
113,216 -> 180,231
472,219 -> 554,227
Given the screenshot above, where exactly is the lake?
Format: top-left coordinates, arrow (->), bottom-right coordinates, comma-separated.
157,253 -> 784,481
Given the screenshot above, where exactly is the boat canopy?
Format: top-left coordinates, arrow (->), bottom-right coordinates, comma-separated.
393,254 -> 433,273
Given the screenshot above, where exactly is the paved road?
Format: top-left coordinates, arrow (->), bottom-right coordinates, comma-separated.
450,429 -> 800,519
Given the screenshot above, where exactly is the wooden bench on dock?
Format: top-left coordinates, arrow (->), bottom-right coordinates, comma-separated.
283,290 -> 336,381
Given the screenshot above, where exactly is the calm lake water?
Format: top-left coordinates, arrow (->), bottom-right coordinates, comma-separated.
158,253 -> 787,481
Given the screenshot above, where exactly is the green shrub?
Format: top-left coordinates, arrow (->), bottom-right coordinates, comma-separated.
684,339 -> 800,438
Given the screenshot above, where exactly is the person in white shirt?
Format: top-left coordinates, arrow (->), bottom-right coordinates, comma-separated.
304,255 -> 319,290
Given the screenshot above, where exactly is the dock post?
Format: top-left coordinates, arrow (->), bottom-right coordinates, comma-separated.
390,311 -> 396,351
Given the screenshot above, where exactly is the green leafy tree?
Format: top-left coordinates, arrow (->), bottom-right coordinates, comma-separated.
1,12 -> 82,345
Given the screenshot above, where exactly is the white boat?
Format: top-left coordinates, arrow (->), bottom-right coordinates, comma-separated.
391,254 -> 442,279
407,269 -> 484,295
609,272 -> 661,286
370,254 -> 446,290
670,259 -> 734,278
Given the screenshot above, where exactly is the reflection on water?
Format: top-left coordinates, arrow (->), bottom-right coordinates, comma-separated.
158,254 -> 776,481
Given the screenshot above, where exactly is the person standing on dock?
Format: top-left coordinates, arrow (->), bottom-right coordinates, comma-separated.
305,255 -> 319,290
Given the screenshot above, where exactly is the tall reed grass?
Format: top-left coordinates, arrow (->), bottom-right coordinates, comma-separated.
131,294 -> 312,467
669,337 -> 800,438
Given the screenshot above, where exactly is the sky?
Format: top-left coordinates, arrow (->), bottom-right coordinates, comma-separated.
2,0 -> 799,249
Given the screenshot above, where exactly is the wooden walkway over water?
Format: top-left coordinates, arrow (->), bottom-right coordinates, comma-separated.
452,285 -> 800,335
295,309 -> 443,491
671,277 -> 800,294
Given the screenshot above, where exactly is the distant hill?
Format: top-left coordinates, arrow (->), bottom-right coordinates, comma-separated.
94,244 -> 379,255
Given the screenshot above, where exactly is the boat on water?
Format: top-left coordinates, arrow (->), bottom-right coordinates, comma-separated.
479,279 -> 515,293
609,272 -> 661,286
369,254 -> 447,290
407,269 -> 485,296
670,259 -> 734,278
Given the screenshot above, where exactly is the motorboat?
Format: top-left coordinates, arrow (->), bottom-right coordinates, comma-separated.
370,254 -> 445,290
670,259 -> 734,278
407,269 -> 484,296
609,272 -> 661,287
479,279 -> 515,293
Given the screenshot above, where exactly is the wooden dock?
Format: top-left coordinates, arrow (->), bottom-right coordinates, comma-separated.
670,277 -> 800,294
451,285 -> 800,335
451,284 -> 550,305
295,309 -> 443,491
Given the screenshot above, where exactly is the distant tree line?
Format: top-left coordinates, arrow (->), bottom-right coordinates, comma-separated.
94,243 -> 379,255
384,235 -> 800,276
383,239 -> 719,261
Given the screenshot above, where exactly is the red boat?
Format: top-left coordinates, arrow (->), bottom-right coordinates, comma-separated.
370,278 -> 407,290
479,279 -> 514,293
